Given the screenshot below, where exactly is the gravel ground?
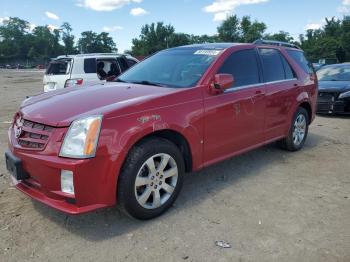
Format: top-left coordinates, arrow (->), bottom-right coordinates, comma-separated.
0,70 -> 349,262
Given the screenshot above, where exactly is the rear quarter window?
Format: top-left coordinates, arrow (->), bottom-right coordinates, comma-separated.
84,58 -> 97,73
286,50 -> 314,74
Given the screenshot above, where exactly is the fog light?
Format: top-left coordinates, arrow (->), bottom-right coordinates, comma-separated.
61,170 -> 74,194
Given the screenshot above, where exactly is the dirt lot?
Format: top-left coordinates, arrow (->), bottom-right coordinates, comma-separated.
0,70 -> 349,262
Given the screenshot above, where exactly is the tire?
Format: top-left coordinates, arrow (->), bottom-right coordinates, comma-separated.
278,107 -> 309,151
117,137 -> 185,220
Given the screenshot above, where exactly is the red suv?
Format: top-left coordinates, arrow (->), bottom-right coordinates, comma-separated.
5,41 -> 317,219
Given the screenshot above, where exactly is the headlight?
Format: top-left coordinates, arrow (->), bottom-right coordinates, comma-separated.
339,90 -> 350,99
59,115 -> 102,158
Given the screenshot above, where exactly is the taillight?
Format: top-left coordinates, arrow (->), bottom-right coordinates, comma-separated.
64,79 -> 83,88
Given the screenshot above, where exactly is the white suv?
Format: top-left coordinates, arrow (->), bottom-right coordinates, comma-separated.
43,53 -> 139,92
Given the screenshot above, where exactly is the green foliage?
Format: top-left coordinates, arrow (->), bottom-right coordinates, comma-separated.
300,16 -> 350,62
1,15 -> 350,63
217,15 -> 266,43
131,22 -> 176,56
0,17 -> 117,64
77,31 -> 117,53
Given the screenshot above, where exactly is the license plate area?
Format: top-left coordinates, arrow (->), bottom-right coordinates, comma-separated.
5,151 -> 29,180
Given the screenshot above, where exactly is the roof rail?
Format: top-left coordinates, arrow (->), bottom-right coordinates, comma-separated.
253,39 -> 301,49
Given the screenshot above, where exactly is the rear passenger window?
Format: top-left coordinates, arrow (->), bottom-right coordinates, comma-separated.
127,59 -> 137,68
84,58 -> 96,73
259,48 -> 285,82
117,57 -> 129,72
218,49 -> 260,88
287,50 -> 314,74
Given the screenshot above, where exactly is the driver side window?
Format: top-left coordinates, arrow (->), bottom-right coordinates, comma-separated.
218,49 -> 261,88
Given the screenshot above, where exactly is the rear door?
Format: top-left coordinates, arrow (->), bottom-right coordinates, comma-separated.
43,59 -> 72,92
203,48 -> 266,164
258,48 -> 299,140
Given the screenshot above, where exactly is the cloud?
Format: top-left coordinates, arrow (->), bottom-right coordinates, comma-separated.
0,17 -> 10,24
103,25 -> 123,32
203,0 -> 269,21
343,0 -> 350,5
337,6 -> 349,14
305,23 -> 322,30
45,11 -> 59,20
77,0 -> 142,11
47,24 -> 59,31
130,7 -> 148,16
29,23 -> 36,31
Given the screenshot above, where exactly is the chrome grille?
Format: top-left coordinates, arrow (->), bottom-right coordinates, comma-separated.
15,118 -> 54,150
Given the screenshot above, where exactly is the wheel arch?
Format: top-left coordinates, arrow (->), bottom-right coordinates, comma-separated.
121,129 -> 193,174
298,101 -> 312,124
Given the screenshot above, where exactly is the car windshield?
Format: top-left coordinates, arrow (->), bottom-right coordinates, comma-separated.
117,48 -> 222,88
317,65 -> 350,81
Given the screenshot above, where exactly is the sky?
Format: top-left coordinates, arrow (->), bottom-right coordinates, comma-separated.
1,0 -> 349,53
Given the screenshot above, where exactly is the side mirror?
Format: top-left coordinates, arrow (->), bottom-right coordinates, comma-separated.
211,74 -> 234,93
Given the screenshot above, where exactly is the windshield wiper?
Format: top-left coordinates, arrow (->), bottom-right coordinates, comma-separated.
130,80 -> 169,87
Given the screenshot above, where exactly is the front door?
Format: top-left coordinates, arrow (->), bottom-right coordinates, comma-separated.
203,48 -> 266,165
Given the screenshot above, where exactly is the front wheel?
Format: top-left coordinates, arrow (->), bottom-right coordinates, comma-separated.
117,137 -> 185,220
278,107 -> 309,151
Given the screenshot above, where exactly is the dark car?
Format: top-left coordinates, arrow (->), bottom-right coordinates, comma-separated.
317,63 -> 350,114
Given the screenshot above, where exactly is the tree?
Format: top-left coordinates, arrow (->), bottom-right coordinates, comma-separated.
265,31 -> 294,43
300,16 -> 350,62
30,26 -> 63,61
0,17 -> 31,62
217,15 -> 241,42
61,22 -> 76,55
217,15 -> 266,43
240,16 -> 266,42
131,22 -> 175,56
77,31 -> 117,53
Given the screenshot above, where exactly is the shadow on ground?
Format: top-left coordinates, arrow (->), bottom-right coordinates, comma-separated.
32,132 -> 325,241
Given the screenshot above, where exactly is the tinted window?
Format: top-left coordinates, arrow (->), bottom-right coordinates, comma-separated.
127,59 -> 137,67
281,55 -> 296,79
259,48 -> 285,82
117,57 -> 129,72
84,58 -> 96,73
46,59 -> 71,75
218,49 -> 260,88
287,50 -> 313,74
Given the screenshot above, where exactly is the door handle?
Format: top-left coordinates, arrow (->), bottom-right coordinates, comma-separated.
254,90 -> 264,97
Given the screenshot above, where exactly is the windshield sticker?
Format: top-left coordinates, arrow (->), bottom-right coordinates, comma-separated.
194,50 -> 221,56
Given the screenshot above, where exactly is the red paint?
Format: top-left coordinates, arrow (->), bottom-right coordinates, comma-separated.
7,44 -> 317,214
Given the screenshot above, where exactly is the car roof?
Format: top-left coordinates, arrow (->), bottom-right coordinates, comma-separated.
166,42 -> 301,52
55,53 -> 136,60
169,43 -> 247,51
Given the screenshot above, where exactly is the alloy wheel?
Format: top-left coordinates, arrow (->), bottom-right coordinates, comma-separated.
134,153 -> 178,209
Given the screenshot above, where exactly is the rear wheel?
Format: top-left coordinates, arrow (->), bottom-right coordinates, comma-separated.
278,107 -> 309,151
117,137 -> 184,220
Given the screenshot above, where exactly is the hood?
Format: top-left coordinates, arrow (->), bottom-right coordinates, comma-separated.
20,83 -> 178,127
318,81 -> 350,92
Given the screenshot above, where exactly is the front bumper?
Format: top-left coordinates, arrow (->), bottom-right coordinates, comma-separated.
6,127 -> 120,215
317,93 -> 350,114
